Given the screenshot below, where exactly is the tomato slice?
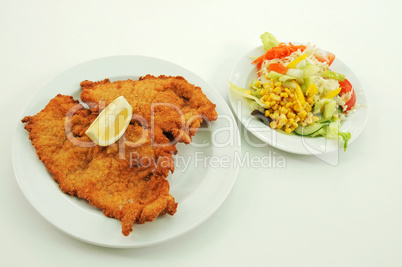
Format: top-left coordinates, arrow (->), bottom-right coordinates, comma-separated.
339,79 -> 353,95
339,79 -> 356,111
344,90 -> 356,111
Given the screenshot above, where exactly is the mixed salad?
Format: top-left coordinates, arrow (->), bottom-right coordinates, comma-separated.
230,32 -> 357,150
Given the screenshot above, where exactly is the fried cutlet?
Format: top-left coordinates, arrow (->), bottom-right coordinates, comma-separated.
22,94 -> 178,236
80,75 -> 218,144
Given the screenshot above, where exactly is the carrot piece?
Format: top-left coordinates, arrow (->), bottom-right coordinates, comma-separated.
268,63 -> 288,74
252,42 -> 306,74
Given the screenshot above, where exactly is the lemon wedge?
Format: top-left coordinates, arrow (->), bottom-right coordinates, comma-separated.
85,96 -> 133,146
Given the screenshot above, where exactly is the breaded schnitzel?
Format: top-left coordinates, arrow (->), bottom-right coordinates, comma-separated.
80,75 -> 218,144
22,75 -> 218,236
22,94 -> 178,236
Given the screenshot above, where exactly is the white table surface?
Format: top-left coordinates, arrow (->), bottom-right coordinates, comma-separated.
2,0 -> 402,266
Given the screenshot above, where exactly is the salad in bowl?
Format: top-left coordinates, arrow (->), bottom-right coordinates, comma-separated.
230,32 -> 358,151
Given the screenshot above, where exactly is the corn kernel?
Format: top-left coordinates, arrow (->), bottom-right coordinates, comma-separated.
306,105 -> 312,112
274,87 -> 281,94
280,92 -> 289,98
269,93 -> 276,99
274,82 -> 282,87
285,127 -> 292,134
307,97 -> 314,104
292,122 -> 298,128
294,116 -> 300,123
298,110 -> 307,120
287,112 -> 296,119
272,104 -> 279,110
255,81 -> 261,88
285,102 -> 293,109
294,104 -> 302,113
270,121 -> 277,129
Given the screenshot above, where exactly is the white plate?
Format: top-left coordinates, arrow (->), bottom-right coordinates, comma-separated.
229,46 -> 368,155
12,55 -> 241,248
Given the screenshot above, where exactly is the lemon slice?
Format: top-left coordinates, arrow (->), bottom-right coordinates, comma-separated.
85,96 -> 133,146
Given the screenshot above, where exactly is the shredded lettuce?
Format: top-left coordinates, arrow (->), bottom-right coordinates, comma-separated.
260,32 -> 279,51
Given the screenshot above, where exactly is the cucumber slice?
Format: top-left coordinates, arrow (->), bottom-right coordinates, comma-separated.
310,127 -> 327,137
294,122 -> 327,136
313,99 -> 332,114
301,64 -> 320,78
322,100 -> 336,122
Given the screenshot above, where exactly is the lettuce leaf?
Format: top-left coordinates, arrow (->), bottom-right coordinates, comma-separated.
260,32 -> 279,51
229,82 -> 269,109
326,121 -> 351,151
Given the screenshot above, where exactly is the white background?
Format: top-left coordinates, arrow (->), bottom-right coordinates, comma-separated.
1,0 -> 402,266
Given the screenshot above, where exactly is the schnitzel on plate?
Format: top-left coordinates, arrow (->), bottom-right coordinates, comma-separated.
21,75 -> 217,236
